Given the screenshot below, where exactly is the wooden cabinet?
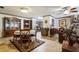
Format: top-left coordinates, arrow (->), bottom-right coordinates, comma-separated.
3,17 -> 21,37
24,20 -> 32,30
41,28 -> 49,36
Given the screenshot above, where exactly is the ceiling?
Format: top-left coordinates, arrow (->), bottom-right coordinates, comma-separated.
0,6 -> 62,19
0,6 -> 79,19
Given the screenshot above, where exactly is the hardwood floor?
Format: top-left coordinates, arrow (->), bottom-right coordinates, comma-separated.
32,32 -> 62,52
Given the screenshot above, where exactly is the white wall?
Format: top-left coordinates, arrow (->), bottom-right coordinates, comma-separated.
0,14 -> 3,37
43,16 -> 52,28
43,16 -> 60,29
54,18 -> 60,28
65,17 -> 71,29
32,18 -> 36,30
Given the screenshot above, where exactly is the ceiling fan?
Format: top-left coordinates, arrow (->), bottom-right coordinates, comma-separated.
56,6 -> 78,15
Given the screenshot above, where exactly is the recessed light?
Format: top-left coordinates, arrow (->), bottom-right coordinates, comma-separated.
21,9 -> 28,13
21,7 -> 28,13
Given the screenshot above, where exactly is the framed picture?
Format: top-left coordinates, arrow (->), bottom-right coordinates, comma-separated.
59,19 -> 66,28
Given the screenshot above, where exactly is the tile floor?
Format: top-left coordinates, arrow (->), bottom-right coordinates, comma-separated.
0,32 -> 62,52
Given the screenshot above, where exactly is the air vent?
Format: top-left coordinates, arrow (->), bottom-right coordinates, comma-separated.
0,6 -> 4,9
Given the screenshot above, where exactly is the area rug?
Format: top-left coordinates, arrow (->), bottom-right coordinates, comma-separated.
10,39 -> 45,52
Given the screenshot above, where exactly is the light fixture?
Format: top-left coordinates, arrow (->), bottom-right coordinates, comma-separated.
21,7 -> 28,13
21,9 -> 28,13
64,6 -> 78,14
